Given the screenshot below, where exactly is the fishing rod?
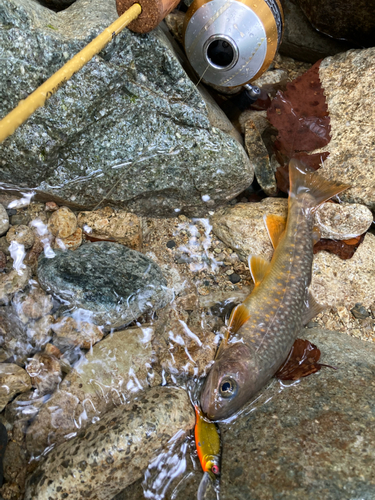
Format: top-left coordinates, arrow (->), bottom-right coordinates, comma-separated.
0,0 -> 284,144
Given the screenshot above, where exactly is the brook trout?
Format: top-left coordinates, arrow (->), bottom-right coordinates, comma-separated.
201,160 -> 349,420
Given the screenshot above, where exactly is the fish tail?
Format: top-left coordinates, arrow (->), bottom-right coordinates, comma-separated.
289,159 -> 349,211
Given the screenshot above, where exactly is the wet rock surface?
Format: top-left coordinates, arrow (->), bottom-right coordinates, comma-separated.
24,386 -> 195,500
77,207 -> 142,250
26,326 -> 158,455
37,241 -> 171,328
0,205 -> 9,237
0,0 -> 252,217
219,328 -> 375,500
317,48 -> 375,210
0,364 -> 31,411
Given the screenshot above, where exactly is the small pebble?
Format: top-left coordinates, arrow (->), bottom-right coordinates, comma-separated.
6,209 -> 17,217
350,303 -> 370,320
214,248 -> 222,254
0,251 -> 6,271
229,273 -> 241,284
6,225 -> 35,249
166,240 -> 176,248
45,202 -> 59,212
226,269 -> 234,275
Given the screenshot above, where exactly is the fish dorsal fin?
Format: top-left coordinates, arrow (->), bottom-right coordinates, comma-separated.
216,303 -> 251,359
227,303 -> 251,334
263,214 -> 287,249
248,255 -> 271,286
302,292 -> 325,325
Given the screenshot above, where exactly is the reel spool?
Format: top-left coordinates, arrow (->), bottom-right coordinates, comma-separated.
183,0 -> 284,93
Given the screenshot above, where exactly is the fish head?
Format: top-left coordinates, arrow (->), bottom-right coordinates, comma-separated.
200,342 -> 258,421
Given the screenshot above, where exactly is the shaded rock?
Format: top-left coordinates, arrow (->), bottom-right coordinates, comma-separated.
5,226 -> 34,249
77,207 -> 142,250
252,69 -> 288,94
25,386 -> 194,500
294,0 -> 375,47
350,303 -> 370,320
0,267 -> 31,306
311,233 -> 375,309
0,251 -> 6,271
1,439 -> 27,500
316,48 -> 375,209
37,241 -> 171,329
0,422 -> 7,487
47,206 -> 77,239
219,328 -> 375,500
244,120 -> 277,196
4,391 -> 46,444
279,0 -> 354,63
0,364 -> 31,411
26,351 -> 62,396
53,226 -> 82,250
26,326 -> 159,456
165,10 -> 184,45
51,315 -> 103,349
0,205 -> 9,237
0,0 -> 252,217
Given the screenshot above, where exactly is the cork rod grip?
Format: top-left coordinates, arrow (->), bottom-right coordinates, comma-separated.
116,0 -> 180,33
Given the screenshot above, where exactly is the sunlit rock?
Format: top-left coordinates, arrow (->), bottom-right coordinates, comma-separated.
53,226 -> 82,250
77,207 -> 142,250
26,350 -> 62,396
37,241 -> 171,329
0,364 -> 31,411
25,386 -> 194,500
47,206 -> 77,239
26,326 -> 160,456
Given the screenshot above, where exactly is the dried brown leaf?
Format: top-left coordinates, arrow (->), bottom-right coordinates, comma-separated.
276,338 -> 325,381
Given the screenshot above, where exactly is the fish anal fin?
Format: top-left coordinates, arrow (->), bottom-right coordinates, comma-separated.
248,255 -> 271,286
303,292 -> 325,325
227,303 -> 251,334
263,214 -> 287,249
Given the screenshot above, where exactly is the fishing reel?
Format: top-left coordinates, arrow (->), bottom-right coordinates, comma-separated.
183,0 -> 284,99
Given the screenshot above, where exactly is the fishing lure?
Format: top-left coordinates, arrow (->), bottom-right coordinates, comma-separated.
194,404 -> 220,499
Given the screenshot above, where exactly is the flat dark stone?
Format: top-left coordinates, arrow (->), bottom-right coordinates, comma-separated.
37,242 -> 170,328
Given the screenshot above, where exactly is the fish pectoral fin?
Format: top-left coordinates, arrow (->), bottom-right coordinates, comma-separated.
303,292 -> 325,325
227,303 -> 251,334
248,254 -> 271,286
263,214 -> 287,249
312,225 -> 321,245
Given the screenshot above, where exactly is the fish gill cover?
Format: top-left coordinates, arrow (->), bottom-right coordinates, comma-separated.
267,60 -> 331,192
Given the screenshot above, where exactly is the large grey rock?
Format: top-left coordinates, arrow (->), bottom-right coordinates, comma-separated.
24,386 -> 195,500
37,241 -> 171,328
317,48 -> 375,210
219,328 -> 375,500
0,0 -> 253,217
26,326 -> 159,456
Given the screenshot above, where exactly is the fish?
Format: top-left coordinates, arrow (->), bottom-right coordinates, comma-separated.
194,404 -> 220,500
201,159 -> 349,420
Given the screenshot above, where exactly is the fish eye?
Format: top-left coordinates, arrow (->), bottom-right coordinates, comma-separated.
219,377 -> 237,398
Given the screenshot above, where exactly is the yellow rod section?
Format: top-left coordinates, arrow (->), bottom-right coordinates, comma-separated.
0,2 -> 142,144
